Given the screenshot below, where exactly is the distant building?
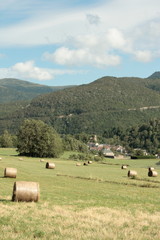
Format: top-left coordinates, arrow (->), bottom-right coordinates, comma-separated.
102,149 -> 115,158
88,141 -> 126,158
134,148 -> 148,156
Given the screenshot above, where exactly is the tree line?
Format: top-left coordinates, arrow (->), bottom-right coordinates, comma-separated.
0,119 -> 89,158
103,118 -> 160,155
0,118 -> 160,157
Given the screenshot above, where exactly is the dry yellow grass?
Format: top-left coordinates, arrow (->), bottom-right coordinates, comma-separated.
0,200 -> 160,240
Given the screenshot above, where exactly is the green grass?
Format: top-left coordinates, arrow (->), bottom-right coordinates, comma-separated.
0,148 -> 160,239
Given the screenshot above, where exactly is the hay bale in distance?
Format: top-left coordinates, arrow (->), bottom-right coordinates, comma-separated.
121,165 -> 127,169
40,159 -> 45,162
148,167 -> 154,171
12,181 -> 40,202
128,170 -> 137,177
46,162 -> 55,169
88,161 -> 92,164
76,163 -> 81,166
4,168 -> 17,178
148,170 -> 158,177
83,162 -> 88,166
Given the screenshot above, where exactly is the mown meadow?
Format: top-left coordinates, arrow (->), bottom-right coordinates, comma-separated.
0,148 -> 160,240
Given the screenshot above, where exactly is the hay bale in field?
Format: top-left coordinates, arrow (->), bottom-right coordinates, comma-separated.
88,161 -> 92,164
40,159 -> 45,162
128,170 -> 137,177
148,167 -> 154,171
4,168 -> 17,178
148,170 -> 158,177
83,162 -> 88,166
12,181 -> 39,202
46,162 -> 55,169
121,165 -> 127,169
76,163 -> 81,166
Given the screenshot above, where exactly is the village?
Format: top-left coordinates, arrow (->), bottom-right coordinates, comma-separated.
87,135 -> 157,159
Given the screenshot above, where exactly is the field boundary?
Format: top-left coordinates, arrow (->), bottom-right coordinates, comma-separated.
56,174 -> 160,188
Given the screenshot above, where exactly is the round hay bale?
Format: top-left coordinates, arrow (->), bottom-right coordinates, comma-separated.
88,161 -> 92,164
76,163 -> 81,166
12,181 -> 39,202
148,167 -> 154,171
148,170 -> 158,177
83,162 -> 88,166
4,168 -> 17,178
128,170 -> 137,177
46,162 -> 55,169
121,165 -> 127,169
40,159 -> 45,162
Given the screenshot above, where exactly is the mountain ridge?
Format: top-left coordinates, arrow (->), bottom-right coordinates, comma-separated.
0,78 -> 73,103
147,71 -> 160,79
0,73 -> 159,134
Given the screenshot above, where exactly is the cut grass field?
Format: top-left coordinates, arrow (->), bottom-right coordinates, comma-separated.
0,148 -> 160,240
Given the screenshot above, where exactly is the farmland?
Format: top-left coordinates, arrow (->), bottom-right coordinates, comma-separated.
0,148 -> 160,240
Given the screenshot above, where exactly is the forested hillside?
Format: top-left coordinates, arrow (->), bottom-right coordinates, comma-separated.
119,118 -> 160,154
148,71 -> 160,79
0,78 -> 72,103
0,75 -> 160,135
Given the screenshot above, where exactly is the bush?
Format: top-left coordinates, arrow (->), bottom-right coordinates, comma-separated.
94,156 -> 103,162
0,130 -> 13,147
69,153 -> 93,161
62,135 -> 88,152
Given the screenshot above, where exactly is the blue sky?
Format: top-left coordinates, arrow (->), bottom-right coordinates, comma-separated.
0,0 -> 160,86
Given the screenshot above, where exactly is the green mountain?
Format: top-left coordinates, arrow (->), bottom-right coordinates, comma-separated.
1,75 -> 160,135
0,78 -> 72,103
147,72 -> 160,91
148,72 -> 160,79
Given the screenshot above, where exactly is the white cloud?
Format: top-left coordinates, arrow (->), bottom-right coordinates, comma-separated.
43,28 -> 128,68
0,0 -> 160,47
130,19 -> 160,50
44,47 -> 121,68
12,61 -> 53,80
0,61 -> 81,81
105,28 -> 127,49
134,50 -> 153,62
0,0 -> 160,70
71,28 -> 128,50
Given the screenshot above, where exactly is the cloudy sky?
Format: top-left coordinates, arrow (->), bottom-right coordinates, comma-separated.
0,0 -> 160,86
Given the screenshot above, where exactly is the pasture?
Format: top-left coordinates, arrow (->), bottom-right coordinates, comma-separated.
0,148 -> 160,240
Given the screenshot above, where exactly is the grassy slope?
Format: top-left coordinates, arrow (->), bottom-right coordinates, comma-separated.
0,149 -> 160,239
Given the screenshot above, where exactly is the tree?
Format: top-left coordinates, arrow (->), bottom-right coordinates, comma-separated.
17,119 -> 63,157
0,130 -> 13,147
62,135 -> 88,152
